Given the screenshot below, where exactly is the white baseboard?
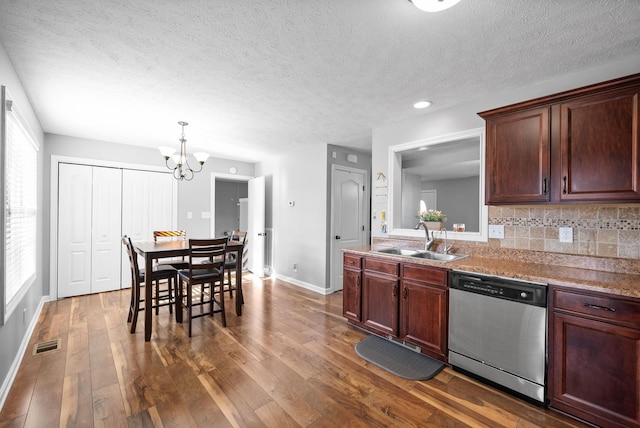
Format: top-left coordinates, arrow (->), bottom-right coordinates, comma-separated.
0,295 -> 48,411
274,274 -> 331,295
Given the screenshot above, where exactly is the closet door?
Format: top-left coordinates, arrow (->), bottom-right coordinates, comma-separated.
91,167 -> 122,293
121,170 -> 176,288
147,171 -> 175,233
58,164 -> 93,298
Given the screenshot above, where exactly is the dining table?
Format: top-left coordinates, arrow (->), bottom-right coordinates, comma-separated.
133,239 -> 245,341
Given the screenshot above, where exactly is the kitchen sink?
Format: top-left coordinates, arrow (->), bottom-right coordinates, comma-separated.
371,247 -> 468,262
372,247 -> 421,256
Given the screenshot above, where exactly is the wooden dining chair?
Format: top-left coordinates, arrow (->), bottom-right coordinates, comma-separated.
223,230 -> 247,298
122,236 -> 178,333
176,237 -> 228,337
153,230 -> 190,270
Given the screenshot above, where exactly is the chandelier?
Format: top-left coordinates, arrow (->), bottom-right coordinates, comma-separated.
159,121 -> 209,181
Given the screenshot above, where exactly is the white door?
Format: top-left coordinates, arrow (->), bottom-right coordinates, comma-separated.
121,169 -> 150,243
121,169 -> 176,288
58,164 -> 93,298
248,176 -> 265,276
331,166 -> 366,291
147,171 -> 175,234
91,167 -> 122,293
421,189 -> 437,211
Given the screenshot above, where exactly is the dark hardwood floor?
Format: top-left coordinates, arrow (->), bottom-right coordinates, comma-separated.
0,274 -> 587,427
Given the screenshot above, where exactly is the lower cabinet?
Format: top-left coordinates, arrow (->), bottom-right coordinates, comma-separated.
343,253 -> 448,362
342,254 -> 362,322
400,264 -> 448,360
549,285 -> 640,428
362,257 -> 400,337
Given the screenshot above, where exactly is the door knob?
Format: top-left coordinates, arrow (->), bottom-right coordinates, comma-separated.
335,235 -> 341,239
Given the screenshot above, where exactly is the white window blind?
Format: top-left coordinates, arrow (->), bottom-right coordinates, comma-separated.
3,88 -> 38,319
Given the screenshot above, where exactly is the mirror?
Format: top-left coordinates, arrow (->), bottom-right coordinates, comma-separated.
388,127 -> 488,242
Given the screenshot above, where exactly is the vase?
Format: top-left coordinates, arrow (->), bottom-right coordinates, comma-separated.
424,221 -> 444,231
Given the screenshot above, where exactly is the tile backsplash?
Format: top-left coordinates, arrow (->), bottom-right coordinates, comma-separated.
489,205 -> 640,259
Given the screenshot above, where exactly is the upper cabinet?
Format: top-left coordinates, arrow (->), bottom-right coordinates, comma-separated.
480,73 -> 640,205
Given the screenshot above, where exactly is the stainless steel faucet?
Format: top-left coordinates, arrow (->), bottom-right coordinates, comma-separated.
440,228 -> 452,254
414,221 -> 435,251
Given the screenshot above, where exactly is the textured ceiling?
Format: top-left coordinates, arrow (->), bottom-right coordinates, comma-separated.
0,0 -> 638,162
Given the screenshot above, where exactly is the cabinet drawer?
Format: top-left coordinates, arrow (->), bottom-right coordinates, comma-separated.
402,263 -> 447,287
344,254 -> 362,269
364,258 -> 399,277
553,288 -> 640,327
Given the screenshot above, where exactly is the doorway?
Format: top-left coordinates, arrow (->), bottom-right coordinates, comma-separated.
210,173 -> 266,277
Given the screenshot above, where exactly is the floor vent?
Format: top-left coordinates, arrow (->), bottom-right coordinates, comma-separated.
33,339 -> 61,355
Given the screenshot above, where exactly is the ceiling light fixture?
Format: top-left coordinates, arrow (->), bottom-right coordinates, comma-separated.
409,0 -> 461,13
413,100 -> 432,109
159,121 -> 210,181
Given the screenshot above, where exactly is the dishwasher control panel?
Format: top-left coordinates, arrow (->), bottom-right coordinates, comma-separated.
450,270 -> 547,307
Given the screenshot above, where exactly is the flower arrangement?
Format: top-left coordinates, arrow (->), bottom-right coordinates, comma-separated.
418,209 -> 445,222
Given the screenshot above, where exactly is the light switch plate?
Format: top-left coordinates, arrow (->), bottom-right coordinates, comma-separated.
488,225 -> 505,239
559,227 -> 573,243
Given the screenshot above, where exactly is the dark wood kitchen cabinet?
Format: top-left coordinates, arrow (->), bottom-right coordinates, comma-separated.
481,73 -> 640,205
361,257 -> 399,337
399,263 -> 448,361
484,106 -> 551,203
343,252 -> 448,361
342,254 -> 362,322
548,285 -> 640,428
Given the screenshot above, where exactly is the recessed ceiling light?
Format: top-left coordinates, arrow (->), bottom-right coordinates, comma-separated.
409,0 -> 461,13
413,100 -> 432,109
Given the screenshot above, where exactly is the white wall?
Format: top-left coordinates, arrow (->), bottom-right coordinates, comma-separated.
372,55 -> 640,239
0,41 -> 45,406
256,144 -> 329,292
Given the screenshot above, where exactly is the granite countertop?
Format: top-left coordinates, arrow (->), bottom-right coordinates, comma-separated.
344,246 -> 640,299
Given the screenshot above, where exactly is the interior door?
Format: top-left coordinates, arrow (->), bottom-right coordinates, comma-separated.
91,167 -> 122,293
331,166 -> 366,291
121,169 -> 176,288
248,176 -> 265,276
58,164 -> 93,298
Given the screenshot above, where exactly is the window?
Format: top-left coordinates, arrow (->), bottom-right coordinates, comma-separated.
2,86 -> 39,322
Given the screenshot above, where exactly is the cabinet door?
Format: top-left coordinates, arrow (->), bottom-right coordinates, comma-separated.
550,311 -> 640,428
362,273 -> 399,337
343,268 -> 361,322
557,86 -> 640,202
485,107 -> 550,204
399,280 -> 447,360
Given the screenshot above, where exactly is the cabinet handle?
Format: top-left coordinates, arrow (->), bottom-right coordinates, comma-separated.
583,303 -> 616,312
402,287 -> 408,299
542,178 -> 547,194
393,285 -> 398,297
562,176 -> 567,194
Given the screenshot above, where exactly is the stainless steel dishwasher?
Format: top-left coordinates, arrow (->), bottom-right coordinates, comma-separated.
448,270 -> 548,404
